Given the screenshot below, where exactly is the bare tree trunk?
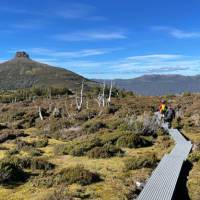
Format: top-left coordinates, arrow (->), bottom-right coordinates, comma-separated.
39,106 -> 44,120
107,80 -> 113,105
95,93 -> 102,107
95,81 -> 106,108
102,81 -> 105,107
75,80 -> 84,111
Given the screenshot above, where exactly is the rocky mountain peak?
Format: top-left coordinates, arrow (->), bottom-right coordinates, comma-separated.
15,51 -> 30,60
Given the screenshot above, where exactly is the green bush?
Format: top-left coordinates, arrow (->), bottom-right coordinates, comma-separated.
2,156 -> 55,171
33,166 -> 100,188
0,159 -> 26,184
124,154 -> 158,171
116,134 -> 153,148
87,144 -> 123,159
55,165 -> 100,186
64,138 -> 102,156
75,109 -> 98,121
84,120 -> 107,134
100,131 -> 124,144
31,158 -> 55,170
2,156 -> 31,169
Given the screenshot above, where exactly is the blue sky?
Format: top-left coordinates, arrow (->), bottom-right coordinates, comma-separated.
1,0 -> 200,79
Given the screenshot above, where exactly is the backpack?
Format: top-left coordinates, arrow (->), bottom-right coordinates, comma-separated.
160,104 -> 167,114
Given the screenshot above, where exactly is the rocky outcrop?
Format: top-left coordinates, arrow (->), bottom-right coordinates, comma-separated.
15,52 -> 30,59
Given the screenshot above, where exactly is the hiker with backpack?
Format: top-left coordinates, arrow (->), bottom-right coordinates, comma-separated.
164,105 -> 176,128
159,100 -> 168,122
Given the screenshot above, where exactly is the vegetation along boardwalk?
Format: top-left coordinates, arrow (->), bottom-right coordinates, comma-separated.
137,113 -> 193,200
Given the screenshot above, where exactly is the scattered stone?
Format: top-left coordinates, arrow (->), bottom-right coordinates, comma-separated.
135,181 -> 145,191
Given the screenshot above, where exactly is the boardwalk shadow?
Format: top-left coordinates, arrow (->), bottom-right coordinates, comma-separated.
177,129 -> 190,141
172,160 -> 193,200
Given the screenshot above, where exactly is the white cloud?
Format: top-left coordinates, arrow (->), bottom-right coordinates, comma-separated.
26,47 -> 120,58
0,3 -> 106,21
153,26 -> 200,39
127,54 -> 182,60
47,54 -> 200,79
12,20 -> 44,30
56,3 -> 106,21
53,30 -> 127,41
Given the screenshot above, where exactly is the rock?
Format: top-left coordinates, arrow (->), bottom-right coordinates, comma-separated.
135,181 -> 145,190
15,51 -> 30,59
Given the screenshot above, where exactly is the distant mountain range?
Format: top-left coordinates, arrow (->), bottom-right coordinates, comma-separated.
94,74 -> 200,96
1,52 -> 200,96
0,52 -> 92,91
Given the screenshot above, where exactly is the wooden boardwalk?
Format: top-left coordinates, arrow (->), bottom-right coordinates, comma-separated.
137,114 -> 192,200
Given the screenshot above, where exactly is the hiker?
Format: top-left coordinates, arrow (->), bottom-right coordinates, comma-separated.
159,100 -> 168,121
164,105 -> 175,128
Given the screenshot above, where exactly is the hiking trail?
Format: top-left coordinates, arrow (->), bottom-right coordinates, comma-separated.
137,112 -> 192,200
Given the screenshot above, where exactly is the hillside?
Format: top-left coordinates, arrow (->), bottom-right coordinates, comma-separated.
0,52 -> 92,90
0,89 -> 199,200
95,74 -> 200,96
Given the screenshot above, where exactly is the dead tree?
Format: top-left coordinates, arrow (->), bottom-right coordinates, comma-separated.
96,93 -> 103,107
107,80 -> 113,106
38,106 -> 44,120
95,81 -> 106,108
75,81 -> 84,111
102,81 -> 105,107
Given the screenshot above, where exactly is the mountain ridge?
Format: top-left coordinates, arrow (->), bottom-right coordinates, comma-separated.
94,74 -> 200,96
